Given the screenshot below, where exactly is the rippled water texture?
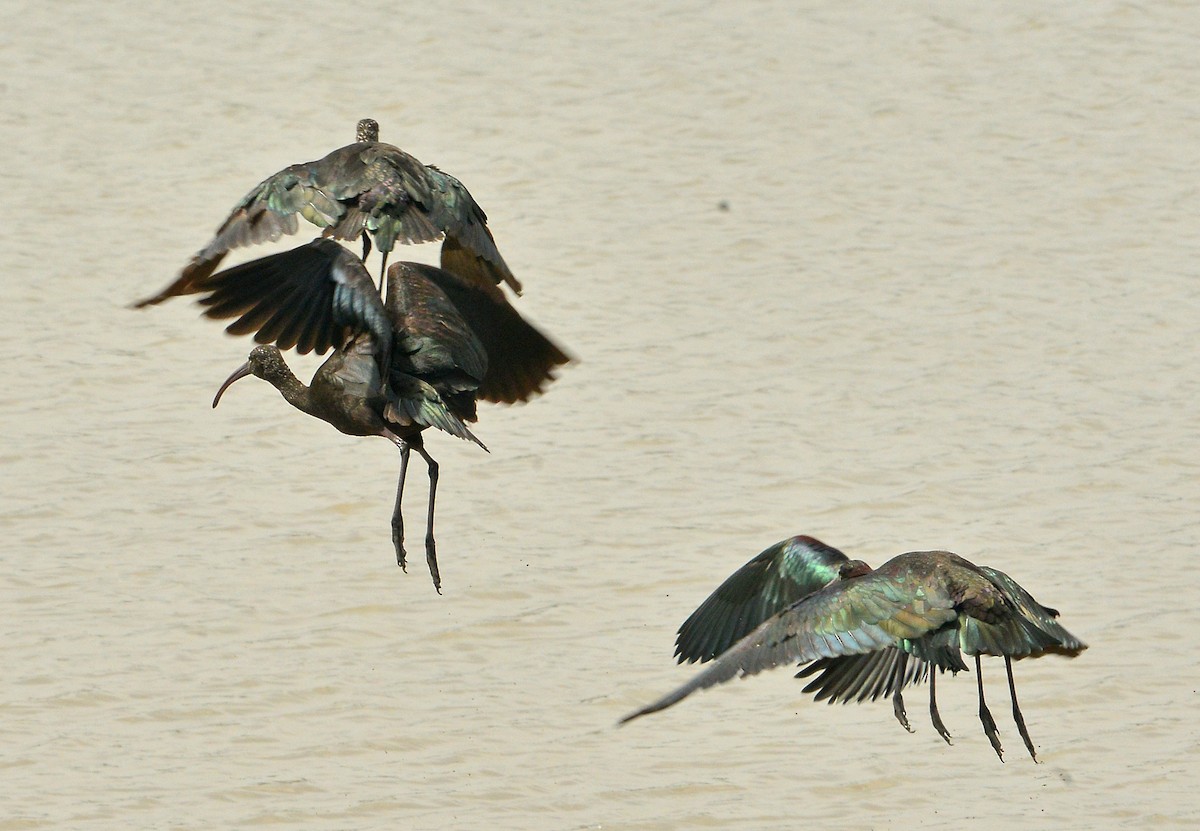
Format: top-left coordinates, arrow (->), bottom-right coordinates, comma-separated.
2,2 -> 1197,828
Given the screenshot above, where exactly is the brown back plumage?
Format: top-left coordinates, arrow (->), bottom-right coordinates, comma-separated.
134,118 -> 520,308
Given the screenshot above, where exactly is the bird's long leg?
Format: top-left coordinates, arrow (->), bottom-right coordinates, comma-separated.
1006,656 -> 1038,762
361,232 -> 385,293
976,655 -> 1004,761
929,669 -> 953,745
891,652 -> 914,733
390,439 -> 411,572
412,438 -> 442,594
377,249 -> 390,297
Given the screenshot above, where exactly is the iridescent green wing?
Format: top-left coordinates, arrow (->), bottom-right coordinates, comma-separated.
214,162 -> 344,244
624,562 -> 958,723
136,161 -> 345,307
674,536 -> 850,664
962,565 -> 1087,657
384,373 -> 485,448
425,166 -> 523,295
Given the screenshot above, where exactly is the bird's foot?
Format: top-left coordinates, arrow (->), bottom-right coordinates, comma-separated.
393,526 -> 408,573
930,707 -> 954,746
980,706 -> 1004,762
1013,709 -> 1038,763
425,534 -> 442,595
892,691 -> 914,734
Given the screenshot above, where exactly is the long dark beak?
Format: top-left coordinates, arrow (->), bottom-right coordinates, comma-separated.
213,361 -> 253,408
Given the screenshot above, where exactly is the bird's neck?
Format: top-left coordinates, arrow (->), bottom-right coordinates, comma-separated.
264,362 -> 322,420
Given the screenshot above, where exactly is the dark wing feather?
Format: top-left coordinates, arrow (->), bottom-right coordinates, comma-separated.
957,611 -> 1064,660
388,262 -> 570,405
133,130 -> 523,309
796,649 -> 928,704
133,162 -> 338,308
426,165 -> 523,295
674,536 -> 851,664
974,565 -> 1087,656
796,616 -> 972,704
385,262 -> 489,397
327,144 -> 446,251
384,373 -> 487,449
621,568 -> 959,724
192,239 -> 391,359
204,265 -> 296,325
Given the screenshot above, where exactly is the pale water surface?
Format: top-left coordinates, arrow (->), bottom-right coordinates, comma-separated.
2,1 -> 1198,828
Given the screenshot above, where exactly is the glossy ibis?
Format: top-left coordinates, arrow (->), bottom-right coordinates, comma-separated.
623,547 -> 1086,761
672,535 -> 937,736
134,118 -> 520,308
175,237 -> 569,591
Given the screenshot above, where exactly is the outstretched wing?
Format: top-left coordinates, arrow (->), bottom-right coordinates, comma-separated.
134,162 -> 346,308
170,238 -> 391,360
796,649 -> 931,704
135,130 -> 522,308
621,566 -> 959,723
674,536 -> 851,664
388,262 -> 570,406
426,166 -> 523,296
321,149 -> 522,296
974,565 -> 1087,657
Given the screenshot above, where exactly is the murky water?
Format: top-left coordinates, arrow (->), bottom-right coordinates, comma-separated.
3,1 -> 1197,828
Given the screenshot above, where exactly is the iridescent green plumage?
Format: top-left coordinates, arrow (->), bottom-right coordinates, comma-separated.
672,536 -> 940,733
626,547 -> 1086,762
674,535 -> 849,664
134,118 -> 520,309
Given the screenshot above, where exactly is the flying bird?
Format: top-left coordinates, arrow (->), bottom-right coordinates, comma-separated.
672,535 -> 936,735
168,237 -> 569,591
134,118 -> 519,308
624,545 -> 1086,761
